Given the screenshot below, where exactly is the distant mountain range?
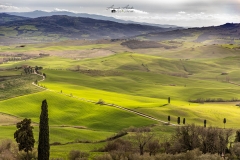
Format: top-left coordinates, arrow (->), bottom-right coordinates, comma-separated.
133,23 -> 240,44
0,12 -> 239,45
0,13 -> 29,24
0,13 -> 176,44
5,10 -> 181,28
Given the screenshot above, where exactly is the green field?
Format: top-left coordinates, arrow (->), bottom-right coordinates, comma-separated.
1,40 -> 240,158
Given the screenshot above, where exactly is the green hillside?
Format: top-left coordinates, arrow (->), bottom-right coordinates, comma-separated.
1,40 -> 240,158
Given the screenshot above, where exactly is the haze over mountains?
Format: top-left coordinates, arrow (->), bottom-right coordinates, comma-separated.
0,13 -> 29,24
5,10 -> 180,28
135,23 -> 240,44
0,12 -> 239,45
0,13 -> 175,44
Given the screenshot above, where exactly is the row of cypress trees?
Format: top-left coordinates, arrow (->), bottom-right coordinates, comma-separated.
168,115 -> 227,128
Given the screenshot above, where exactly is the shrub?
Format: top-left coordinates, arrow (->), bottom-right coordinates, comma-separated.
96,99 -> 105,105
93,153 -> 112,160
104,139 -> 132,152
232,142 -> 240,159
0,139 -> 18,160
68,150 -> 89,160
17,150 -> 38,160
148,139 -> 161,156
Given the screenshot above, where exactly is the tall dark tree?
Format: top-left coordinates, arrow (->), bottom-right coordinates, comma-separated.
168,97 -> 170,104
38,99 -> 50,160
183,118 -> 186,125
14,118 -> 35,158
204,120 -> 207,128
177,117 -> 180,125
223,118 -> 226,129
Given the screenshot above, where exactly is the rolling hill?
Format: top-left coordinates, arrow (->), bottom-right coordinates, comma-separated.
0,14 -> 174,44
135,23 -> 240,44
7,10 -> 181,28
0,13 -> 29,24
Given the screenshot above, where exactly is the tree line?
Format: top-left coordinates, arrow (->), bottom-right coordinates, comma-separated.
94,125 -> 240,160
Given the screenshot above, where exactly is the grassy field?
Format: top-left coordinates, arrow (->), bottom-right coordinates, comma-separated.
0,91 -> 155,131
0,44 -> 111,53
0,90 -> 155,158
0,71 -> 43,100
1,41 -> 240,158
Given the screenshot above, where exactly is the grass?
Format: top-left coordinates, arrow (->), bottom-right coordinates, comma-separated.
18,25 -> 38,31
1,41 -> 240,158
0,125 -> 108,158
50,143 -> 106,159
0,89 -> 155,158
0,73 -> 43,100
0,125 -> 114,144
137,102 -> 240,128
0,91 -> 155,131
0,44 -> 111,53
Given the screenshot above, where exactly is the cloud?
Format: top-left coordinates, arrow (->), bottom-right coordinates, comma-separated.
0,4 -> 19,10
178,11 -> 186,14
53,8 -> 70,12
132,9 -> 148,14
113,12 -> 240,27
52,8 -> 79,13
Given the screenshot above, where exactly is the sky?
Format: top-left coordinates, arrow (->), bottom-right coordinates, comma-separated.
0,0 -> 240,27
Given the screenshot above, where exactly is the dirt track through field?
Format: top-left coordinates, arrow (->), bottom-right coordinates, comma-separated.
32,73 -> 177,126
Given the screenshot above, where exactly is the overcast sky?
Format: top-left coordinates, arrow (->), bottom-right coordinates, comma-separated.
0,0 -> 240,27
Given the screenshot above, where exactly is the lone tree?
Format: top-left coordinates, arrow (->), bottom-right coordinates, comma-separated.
14,118 -> 35,158
168,97 -> 171,104
134,128 -> 154,155
223,118 -> 226,129
183,118 -> 186,125
204,119 -> 207,128
38,99 -> 50,160
177,117 -> 180,125
168,115 -> 171,124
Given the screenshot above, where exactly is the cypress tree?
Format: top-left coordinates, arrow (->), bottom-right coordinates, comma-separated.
223,118 -> 226,129
183,118 -> 186,125
204,119 -> 207,128
177,117 -> 180,125
168,115 -> 171,124
38,99 -> 49,160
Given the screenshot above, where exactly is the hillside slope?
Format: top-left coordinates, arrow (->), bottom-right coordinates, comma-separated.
0,14 -> 171,44
135,23 -> 240,44
0,13 -> 29,24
